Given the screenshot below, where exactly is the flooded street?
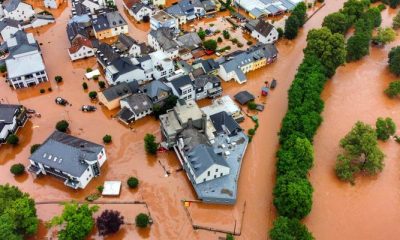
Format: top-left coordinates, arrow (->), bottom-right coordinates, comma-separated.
2,0 -> 391,239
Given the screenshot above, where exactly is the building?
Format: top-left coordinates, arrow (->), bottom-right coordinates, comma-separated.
68,36 -> 95,61
201,95 -> 244,122
234,0 -> 304,18
29,14 -> 56,28
118,93 -> 153,124
98,81 -> 139,110
245,19 -> 279,44
125,2 -> 153,21
141,79 -> 171,105
2,0 -> 35,22
217,44 -> 278,84
66,21 -> 90,44
114,34 -> 147,57
165,0 -> 217,24
6,30 -> 48,89
152,0 -> 165,6
28,131 -> 107,189
44,0 -> 64,9
92,11 -> 128,40
0,18 -> 20,41
150,10 -> 178,31
0,104 -> 27,144
191,58 -> 219,76
166,74 -> 195,101
148,27 -> 179,59
193,74 -> 222,100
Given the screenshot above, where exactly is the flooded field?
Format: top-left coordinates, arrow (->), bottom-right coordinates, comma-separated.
0,0 -> 384,239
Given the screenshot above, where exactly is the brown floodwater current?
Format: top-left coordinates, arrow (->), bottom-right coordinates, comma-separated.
2,0 -> 396,239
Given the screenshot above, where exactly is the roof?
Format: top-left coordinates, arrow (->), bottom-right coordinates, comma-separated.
121,93 -> 152,115
169,75 -> 193,95
253,20 -> 274,37
68,36 -> 93,54
151,10 -> 176,22
96,43 -> 120,66
149,27 -> 179,51
193,75 -> 220,88
101,81 -> 139,101
6,52 -> 45,78
192,59 -> 219,75
177,32 -> 202,50
209,111 -> 241,135
93,11 -> 127,32
102,181 -> 121,196
123,0 -> 140,9
3,0 -> 22,12
131,2 -> 151,14
117,34 -> 138,50
234,91 -> 255,105
66,22 -> 89,43
0,104 -> 21,123
29,131 -> 104,177
0,18 -> 20,32
142,80 -> 171,98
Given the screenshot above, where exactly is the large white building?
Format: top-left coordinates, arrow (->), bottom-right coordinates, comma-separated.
150,10 -> 178,31
2,0 -> 35,22
68,36 -> 95,61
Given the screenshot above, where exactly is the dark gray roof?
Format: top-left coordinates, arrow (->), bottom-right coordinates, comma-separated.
169,75 -> 193,95
102,81 -> 139,101
117,34 -> 138,50
192,59 -> 219,75
253,20 -> 274,37
121,93 -> 152,115
210,111 -> 241,135
73,2 -> 90,16
93,11 -> 127,32
0,104 -> 20,123
131,2 -> 150,14
193,75 -> 220,88
234,91 -> 255,105
118,107 -> 134,122
66,22 -> 89,43
29,131 -> 104,177
187,144 -> 228,176
142,80 -> 171,99
110,57 -> 139,75
177,32 -> 202,50
149,27 -> 179,51
0,18 -> 20,32
96,43 -> 120,66
7,30 -> 38,55
3,0 -> 21,12
165,4 -> 185,16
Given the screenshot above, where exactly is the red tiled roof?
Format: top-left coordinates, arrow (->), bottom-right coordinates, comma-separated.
68,36 -> 93,54
123,0 -> 140,9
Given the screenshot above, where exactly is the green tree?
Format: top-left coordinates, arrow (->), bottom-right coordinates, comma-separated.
48,202 -> 98,240
247,101 -> 257,110
144,134 -> 157,155
346,31 -> 370,62
198,28 -> 206,40
322,12 -> 349,34
376,117 -> 396,141
54,76 -> 63,83
56,120 -> 69,132
217,37 -> 223,43
203,39 -> 218,51
273,172 -> 313,219
277,27 -> 284,38
89,91 -> 98,99
6,134 -> 19,146
269,216 -> 314,240
82,82 -> 88,90
304,27 -> 346,77
365,7 -> 382,28
291,2 -> 307,27
98,81 -> 106,89
389,46 -> 400,76
385,80 -> 400,98
341,0 -> 370,24
372,27 -> 396,45
30,144 -> 41,154
388,0 -> 400,8
0,184 -> 39,238
127,177 -> 139,188
0,65 -> 7,73
135,213 -> 149,228
103,134 -> 112,144
284,16 -> 299,40
393,11 -> 400,29
226,233 -> 235,240
10,164 -> 25,176
222,30 -> 230,39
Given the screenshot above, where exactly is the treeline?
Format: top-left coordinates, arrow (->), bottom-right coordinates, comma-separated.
284,2 -> 308,39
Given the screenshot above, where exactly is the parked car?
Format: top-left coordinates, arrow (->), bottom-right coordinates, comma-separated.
81,105 -> 96,112
270,79 -> 277,89
26,109 -> 36,114
55,97 -> 68,106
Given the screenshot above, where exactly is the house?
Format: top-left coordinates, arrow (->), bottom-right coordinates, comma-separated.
92,11 -> 128,40
141,79 -> 171,105
245,19 -> 279,44
0,18 -> 21,40
150,10 -> 178,31
68,36 -> 95,61
125,1 -> 153,21
201,96 -> 244,122
177,32 -> 202,51
44,0 -> 64,9
148,27 -> 179,59
193,74 -> 221,100
114,34 -> 145,57
95,42 -> 120,68
66,21 -> 90,44
234,91 -> 255,105
104,57 -> 147,85
166,74 -> 195,101
165,0 -> 216,24
141,50 -> 175,80
2,0 -> 35,22
152,0 -> 165,6
0,104 -> 27,144
28,131 -> 107,189
191,58 -> 219,77
5,30 -> 48,89
234,0 -> 303,18
29,14 -> 56,28
98,81 -> 139,110
217,44 -> 278,84
118,93 -> 153,124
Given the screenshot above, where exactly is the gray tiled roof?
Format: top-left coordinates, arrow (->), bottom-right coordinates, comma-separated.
0,18 -> 20,32
169,75 -> 193,95
209,111 -> 241,135
93,11 -> 127,32
193,75 -> 220,88
66,22 -> 89,43
117,34 -> 137,50
187,144 -> 228,177
149,27 -> 179,51
29,131 -> 104,177
102,81 -> 139,101
121,93 -> 152,115
177,32 -> 202,50
131,2 -> 150,14
3,0 -> 21,12
0,104 -> 20,123
234,91 -> 255,105
142,80 -> 171,99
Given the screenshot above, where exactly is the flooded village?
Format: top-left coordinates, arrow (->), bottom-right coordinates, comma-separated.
1,0 -> 400,239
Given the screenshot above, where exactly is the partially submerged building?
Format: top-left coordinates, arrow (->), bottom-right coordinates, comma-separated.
0,104 -> 27,144
118,93 -> 153,124
98,81 -> 139,110
234,0 -> 304,18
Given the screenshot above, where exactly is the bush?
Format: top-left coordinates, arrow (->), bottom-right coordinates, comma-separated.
7,134 -> 19,145
127,177 -> 139,188
0,64 -> 7,73
103,135 -> 112,144
269,217 -> 314,240
48,87 -> 52,92
10,163 -> 25,176
82,82 -> 88,90
231,38 -> 238,44
198,28 -> 206,40
135,213 -> 149,228
86,68 -> 93,73
203,39 -> 218,51
98,81 -> 106,89
96,210 -> 124,236
393,10 -> 400,29
97,185 -> 104,193
54,75 -> 63,83
237,42 -> 243,48
226,233 -> 235,240
247,40 -> 253,45
277,27 -> 284,39
377,3 -> 386,11
389,46 -> 400,76
89,91 -> 98,99
39,89 -> 45,94
376,117 -> 396,141
30,144 -> 41,154
144,134 -> 157,154
248,128 -> 256,136
372,27 -> 396,45
56,120 -> 69,132
217,37 -> 223,43
247,101 -> 257,110
385,80 -> 400,98
93,75 -> 99,81
222,30 -> 230,39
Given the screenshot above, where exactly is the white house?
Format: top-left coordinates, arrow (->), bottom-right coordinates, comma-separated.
68,36 -> 95,61
2,0 -> 35,22
29,14 -> 55,28
0,104 -> 27,144
117,93 -> 153,124
166,74 -> 195,101
0,18 -> 21,40
246,19 -> 279,44
150,10 -> 178,31
126,2 -> 153,21
28,131 -> 107,189
148,27 -> 179,59
153,0 -> 165,6
44,0 -> 64,9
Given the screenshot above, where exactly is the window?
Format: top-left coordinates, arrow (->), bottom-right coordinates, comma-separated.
214,175 -> 216,179
216,168 -> 218,172
207,171 -> 210,176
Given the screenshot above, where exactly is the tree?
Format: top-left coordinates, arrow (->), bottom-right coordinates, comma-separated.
389,46 -> 400,76
365,7 -> 382,28
144,134 -> 157,155
388,0 -> 400,8
335,122 -> 385,184
135,213 -> 149,228
291,2 -> 307,27
198,28 -> 206,40
247,101 -> 257,110
269,216 -> 314,240
273,172 -> 313,219
96,210 -> 124,236
48,202 -> 98,240
226,233 -> 235,240
127,177 -> 139,188
304,27 -> 346,77
54,75 -> 63,83
284,16 -> 299,40
385,80 -> 400,98
82,82 -> 88,90
89,91 -> 98,99
393,11 -> 400,29
56,120 -> 69,132
224,0 -> 231,8
346,32 -> 370,62
341,0 -> 370,24
98,81 -> 106,89
86,68 -> 92,73
10,164 -> 25,176
0,184 -> 39,239
103,135 -> 112,144
30,144 -> 41,154
6,134 -> 19,146
277,27 -> 284,39
372,27 -> 396,45
0,65 -> 7,73
322,12 -> 349,34
376,117 -> 396,141
203,39 -> 218,51
222,30 -> 230,39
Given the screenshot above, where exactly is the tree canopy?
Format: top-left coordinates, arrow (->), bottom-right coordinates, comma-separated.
372,27 -> 396,45
393,10 -> 400,29
385,80 -> 400,98
346,31 -> 371,62
96,210 -> 124,236
284,16 -> 299,40
322,12 -> 349,34
269,216 -> 314,240
144,134 -> 157,155
203,39 -> 218,51
375,117 -> 396,141
389,46 -> 400,76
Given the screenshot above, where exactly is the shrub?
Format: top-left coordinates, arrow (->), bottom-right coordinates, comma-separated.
269,216 -> 314,240
217,37 -> 223,43
82,82 -> 88,90
222,30 -> 230,39
86,68 -> 93,73
389,47 -> 400,76
93,75 -> 99,81
385,80 -> 400,98
198,28 -> 206,40
98,81 -> 106,89
48,87 -> 52,92
96,210 -> 124,236
248,128 -> 256,136
372,27 -> 396,45
7,134 -> 19,145
237,42 -> 243,48
127,177 -> 139,188
135,213 -> 149,228
54,76 -> 63,83
0,64 -> 7,73
226,233 -> 235,240
144,134 -> 157,154
97,185 -> 104,193
30,144 -> 41,154
39,89 -> 45,94
56,120 -> 69,132
89,91 -> 98,99
247,101 -> 257,110
277,27 -> 284,39
231,38 -> 238,44
376,117 -> 396,141
103,134 -> 112,144
247,40 -> 253,45
203,39 -> 218,51
393,10 -> 400,29
10,163 -> 25,176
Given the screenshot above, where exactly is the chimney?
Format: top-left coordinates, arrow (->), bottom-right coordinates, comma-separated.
202,114 -> 207,132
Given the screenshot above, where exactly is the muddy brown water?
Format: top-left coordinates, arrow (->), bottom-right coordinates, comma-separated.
2,0 -> 392,239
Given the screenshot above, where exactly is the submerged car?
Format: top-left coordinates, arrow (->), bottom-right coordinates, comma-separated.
81,105 -> 96,112
55,97 -> 68,106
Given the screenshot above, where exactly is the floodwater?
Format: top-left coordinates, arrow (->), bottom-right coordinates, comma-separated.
0,0 -> 378,239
